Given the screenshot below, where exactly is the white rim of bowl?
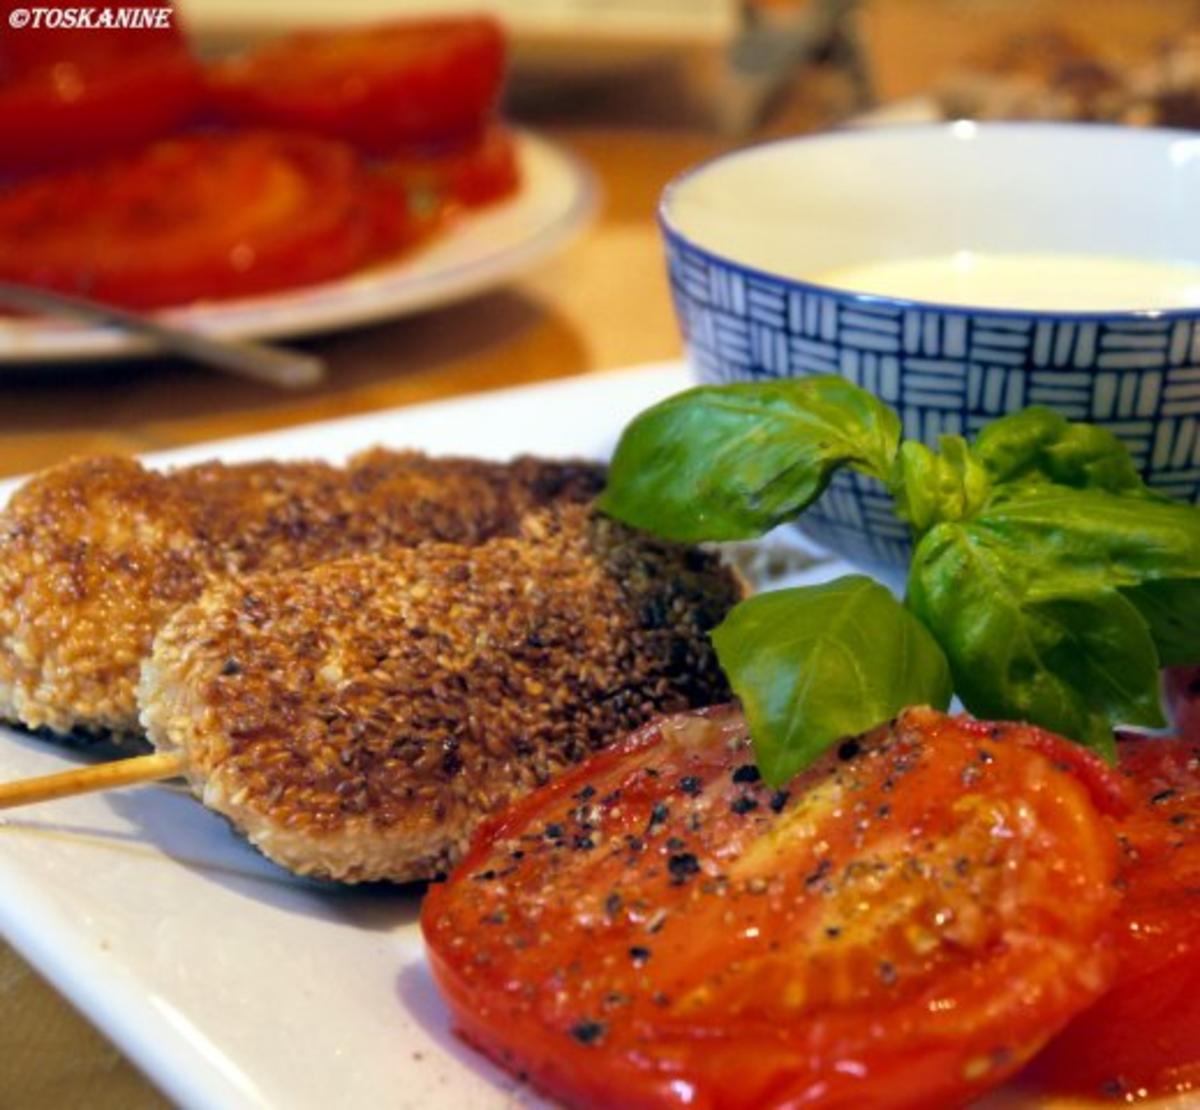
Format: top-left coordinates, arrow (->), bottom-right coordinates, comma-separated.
658,120 -> 1200,323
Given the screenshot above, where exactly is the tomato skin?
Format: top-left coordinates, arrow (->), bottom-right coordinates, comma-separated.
0,132 -> 403,309
378,126 -> 521,210
361,128 -> 520,264
0,1 -> 201,176
359,170 -> 445,262
205,17 -> 506,154
1027,735 -> 1200,1101
0,53 -> 202,177
423,707 -> 1125,1110
0,0 -> 190,74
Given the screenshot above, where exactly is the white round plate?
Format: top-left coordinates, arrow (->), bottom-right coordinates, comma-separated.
0,130 -> 596,364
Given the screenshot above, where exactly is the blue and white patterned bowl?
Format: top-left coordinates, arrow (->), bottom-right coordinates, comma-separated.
660,122 -> 1200,568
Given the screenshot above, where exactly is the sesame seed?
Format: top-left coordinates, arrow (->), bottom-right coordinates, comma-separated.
125,465 -> 740,883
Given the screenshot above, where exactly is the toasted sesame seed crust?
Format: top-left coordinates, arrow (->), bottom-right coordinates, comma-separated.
0,451 -> 604,739
139,506 -> 739,883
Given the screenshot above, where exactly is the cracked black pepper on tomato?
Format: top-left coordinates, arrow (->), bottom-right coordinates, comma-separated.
422,705 -> 1129,1109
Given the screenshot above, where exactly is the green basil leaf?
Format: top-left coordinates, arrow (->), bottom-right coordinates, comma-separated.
712,575 -> 953,785
971,488 -> 1200,589
972,406 -> 1148,496
907,523 -> 1167,760
891,435 -> 991,535
1122,578 -> 1200,667
598,377 -> 901,542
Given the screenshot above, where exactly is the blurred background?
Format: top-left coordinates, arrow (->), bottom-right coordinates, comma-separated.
4,0 -> 1200,1105
2,1 -> 1200,480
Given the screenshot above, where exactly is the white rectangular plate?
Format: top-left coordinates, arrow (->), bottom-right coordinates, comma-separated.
0,363 -> 1187,1110
0,363 -> 707,1110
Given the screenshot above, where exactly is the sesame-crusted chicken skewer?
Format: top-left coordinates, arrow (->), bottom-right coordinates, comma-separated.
0,450 -> 604,743
1,506 -> 741,884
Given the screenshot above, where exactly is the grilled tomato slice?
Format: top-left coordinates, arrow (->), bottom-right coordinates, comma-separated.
0,0 -> 201,176
0,132 -> 404,309
205,17 -> 506,154
1028,735 -> 1200,1101
422,706 -> 1126,1110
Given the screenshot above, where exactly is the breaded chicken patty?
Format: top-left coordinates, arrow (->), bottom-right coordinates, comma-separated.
139,507 -> 740,883
0,451 -> 603,739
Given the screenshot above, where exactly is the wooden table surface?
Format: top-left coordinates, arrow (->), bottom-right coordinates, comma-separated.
3,2 -> 1196,1106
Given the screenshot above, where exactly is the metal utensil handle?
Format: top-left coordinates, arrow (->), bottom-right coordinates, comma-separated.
0,281 -> 326,390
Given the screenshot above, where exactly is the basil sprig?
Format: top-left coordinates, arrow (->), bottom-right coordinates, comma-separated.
598,377 -> 900,541
713,576 -> 952,784
602,377 -> 1200,783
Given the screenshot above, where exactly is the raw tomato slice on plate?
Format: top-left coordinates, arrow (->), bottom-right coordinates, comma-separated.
0,0 -> 190,73
422,706 -> 1125,1110
356,132 -> 523,262
1028,734 -> 1200,1101
377,127 -> 521,210
0,131 -> 410,309
205,17 -> 506,154
0,0 -> 201,175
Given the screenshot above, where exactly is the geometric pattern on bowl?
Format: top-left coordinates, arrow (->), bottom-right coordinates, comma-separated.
666,233 -> 1200,568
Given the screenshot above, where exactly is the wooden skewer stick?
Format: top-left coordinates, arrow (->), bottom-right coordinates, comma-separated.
0,751 -> 187,811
